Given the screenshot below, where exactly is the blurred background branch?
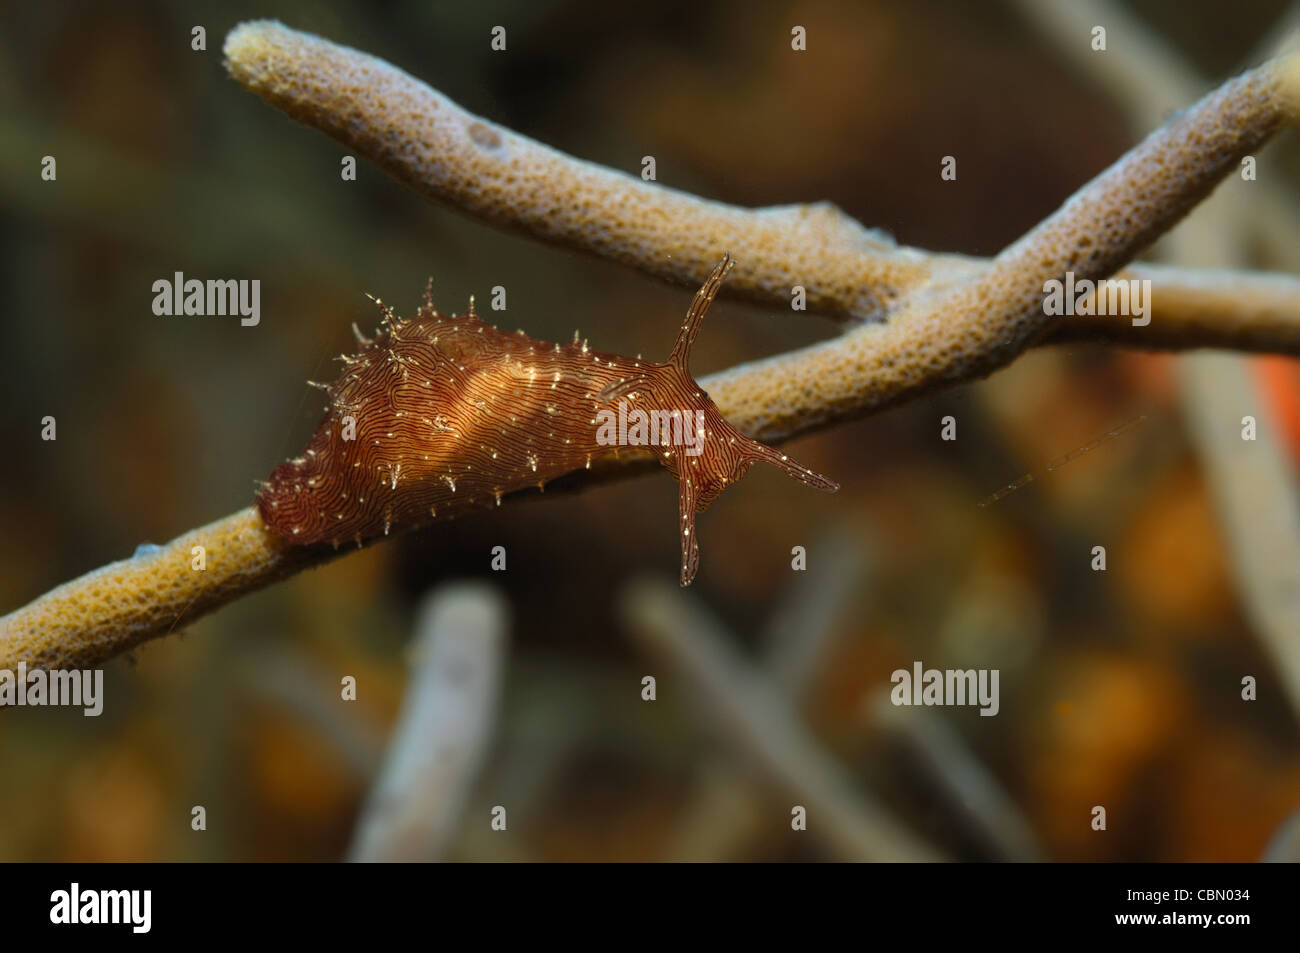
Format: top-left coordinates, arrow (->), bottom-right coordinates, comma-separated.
349,582 -> 507,862
621,574 -> 944,861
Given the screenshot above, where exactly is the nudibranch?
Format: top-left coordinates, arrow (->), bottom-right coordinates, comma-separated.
257,254 -> 838,585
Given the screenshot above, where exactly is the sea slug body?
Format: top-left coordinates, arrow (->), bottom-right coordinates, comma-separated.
257,254 -> 838,585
